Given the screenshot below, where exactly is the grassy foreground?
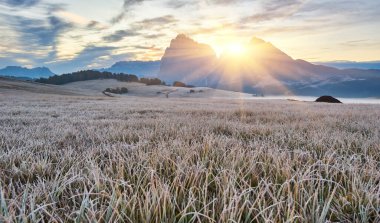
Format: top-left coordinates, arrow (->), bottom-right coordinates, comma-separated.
0,93 -> 379,222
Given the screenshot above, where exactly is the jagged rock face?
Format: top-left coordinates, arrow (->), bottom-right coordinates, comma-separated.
158,34 -> 217,86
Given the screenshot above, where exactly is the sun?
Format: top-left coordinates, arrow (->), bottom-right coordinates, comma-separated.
226,43 -> 246,55
213,42 -> 248,58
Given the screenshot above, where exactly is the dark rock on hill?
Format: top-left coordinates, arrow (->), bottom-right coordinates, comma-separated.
315,96 -> 342,103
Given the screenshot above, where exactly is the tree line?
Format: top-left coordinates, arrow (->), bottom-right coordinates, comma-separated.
35,70 -> 165,85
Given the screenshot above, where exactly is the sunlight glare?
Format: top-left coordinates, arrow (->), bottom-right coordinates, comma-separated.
213,42 -> 249,58
226,43 -> 246,56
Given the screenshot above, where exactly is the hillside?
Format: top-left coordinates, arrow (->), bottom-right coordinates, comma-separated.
0,77 -> 80,95
63,79 -> 254,98
0,77 -> 255,99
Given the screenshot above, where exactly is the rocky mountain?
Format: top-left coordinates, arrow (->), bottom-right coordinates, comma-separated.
158,34 -> 217,86
158,34 -> 380,97
0,66 -> 55,79
101,61 -> 161,77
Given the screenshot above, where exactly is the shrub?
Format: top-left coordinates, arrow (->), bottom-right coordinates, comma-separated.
140,78 -> 164,85
104,87 -> 128,94
173,81 -> 186,87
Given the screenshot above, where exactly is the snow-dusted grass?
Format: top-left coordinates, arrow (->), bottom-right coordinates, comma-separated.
0,93 -> 379,222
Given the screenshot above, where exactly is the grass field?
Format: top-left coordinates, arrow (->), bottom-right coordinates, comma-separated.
1,84 -> 380,222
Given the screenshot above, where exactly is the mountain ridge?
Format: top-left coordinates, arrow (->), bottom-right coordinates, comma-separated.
0,66 -> 55,79
316,61 -> 380,70
100,60 -> 161,77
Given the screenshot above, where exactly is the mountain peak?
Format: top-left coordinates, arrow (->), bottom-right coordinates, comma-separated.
175,34 -> 190,40
250,37 -> 267,45
159,35 -> 217,85
169,34 -> 200,49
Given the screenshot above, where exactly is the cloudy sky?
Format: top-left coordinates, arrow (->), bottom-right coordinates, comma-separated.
0,0 -> 379,73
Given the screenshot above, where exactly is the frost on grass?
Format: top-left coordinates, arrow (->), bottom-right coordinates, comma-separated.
0,93 -> 380,222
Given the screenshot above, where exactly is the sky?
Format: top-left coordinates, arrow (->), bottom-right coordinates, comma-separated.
0,0 -> 379,74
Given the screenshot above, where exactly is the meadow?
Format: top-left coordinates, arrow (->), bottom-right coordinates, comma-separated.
0,92 -> 379,222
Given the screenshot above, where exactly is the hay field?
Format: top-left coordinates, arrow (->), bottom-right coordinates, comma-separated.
0,89 -> 380,222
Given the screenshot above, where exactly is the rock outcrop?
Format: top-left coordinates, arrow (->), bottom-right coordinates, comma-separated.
158,34 -> 217,86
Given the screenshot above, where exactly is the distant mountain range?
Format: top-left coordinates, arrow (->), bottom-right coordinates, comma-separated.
157,35 -> 380,97
316,61 -> 380,70
0,66 -> 55,79
100,60 -> 161,77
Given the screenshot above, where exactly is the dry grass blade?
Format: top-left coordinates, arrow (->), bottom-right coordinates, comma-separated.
0,92 -> 379,222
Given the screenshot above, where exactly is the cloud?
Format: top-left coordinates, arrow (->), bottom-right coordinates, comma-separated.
264,0 -> 304,11
131,15 -> 178,30
166,0 -> 242,8
242,0 -> 305,23
110,0 -> 146,24
86,20 -> 107,30
43,2 -> 66,13
165,0 -> 191,8
1,0 -> 379,73
186,23 -> 234,36
209,0 -> 239,4
340,40 -> 380,48
103,29 -> 139,42
0,1 -> 73,55
0,56 -> 23,68
143,33 -> 166,39
103,30 -> 138,42
46,46 -> 115,72
69,46 -> 117,63
48,45 -> 134,73
7,15 -> 73,47
2,0 -> 40,7
87,20 -> 99,28
133,45 -> 161,51
0,44 -> 135,74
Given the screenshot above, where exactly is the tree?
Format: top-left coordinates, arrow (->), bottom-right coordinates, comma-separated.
35,70 -> 154,85
173,81 -> 186,87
